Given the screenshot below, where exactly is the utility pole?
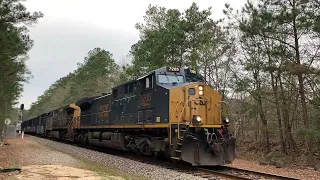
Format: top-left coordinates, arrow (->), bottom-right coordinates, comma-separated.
20,104 -> 24,138
1,102 -> 8,142
20,104 -> 24,121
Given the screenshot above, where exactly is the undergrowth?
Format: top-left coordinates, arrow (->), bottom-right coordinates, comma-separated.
235,140 -> 320,169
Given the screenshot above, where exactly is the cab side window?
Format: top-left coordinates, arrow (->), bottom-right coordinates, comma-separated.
140,75 -> 153,90
145,76 -> 152,89
113,89 -> 118,98
124,83 -> 134,94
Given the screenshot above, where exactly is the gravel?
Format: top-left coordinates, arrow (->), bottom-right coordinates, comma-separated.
19,140 -> 79,166
31,136 -> 207,180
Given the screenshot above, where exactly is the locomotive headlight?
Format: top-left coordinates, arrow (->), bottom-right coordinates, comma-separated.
225,117 -> 230,123
199,86 -> 204,95
192,115 -> 202,124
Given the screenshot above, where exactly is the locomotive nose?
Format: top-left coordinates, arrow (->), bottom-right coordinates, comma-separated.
183,83 -> 222,126
169,80 -> 236,166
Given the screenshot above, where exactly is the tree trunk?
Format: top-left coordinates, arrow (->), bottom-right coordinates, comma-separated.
253,65 -> 270,152
292,0 -> 312,159
208,67 -> 212,86
292,0 -> 309,131
270,72 -> 286,154
257,95 -> 270,152
279,74 -> 298,151
204,63 -> 207,84
214,59 -> 219,91
255,115 -> 259,142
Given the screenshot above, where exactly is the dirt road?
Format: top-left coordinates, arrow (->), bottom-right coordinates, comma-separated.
0,136 -> 125,180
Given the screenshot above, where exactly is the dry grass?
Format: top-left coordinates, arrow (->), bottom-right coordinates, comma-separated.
235,140 -> 320,169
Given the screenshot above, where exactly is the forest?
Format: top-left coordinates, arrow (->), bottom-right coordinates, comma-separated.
1,0 -> 320,167
0,0 -> 43,128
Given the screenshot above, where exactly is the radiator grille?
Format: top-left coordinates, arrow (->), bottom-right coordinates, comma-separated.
146,109 -> 154,124
137,110 -> 144,124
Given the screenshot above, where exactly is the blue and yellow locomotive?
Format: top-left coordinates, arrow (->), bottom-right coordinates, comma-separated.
22,66 -> 236,166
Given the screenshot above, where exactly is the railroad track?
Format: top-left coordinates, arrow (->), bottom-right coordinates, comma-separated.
27,135 -> 300,180
197,166 -> 300,180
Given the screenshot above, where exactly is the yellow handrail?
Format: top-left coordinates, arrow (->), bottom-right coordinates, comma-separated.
219,101 -> 228,117
177,102 -> 187,140
176,98 -> 209,139
170,101 -> 181,145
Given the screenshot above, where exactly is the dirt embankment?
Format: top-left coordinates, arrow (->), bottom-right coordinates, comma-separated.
0,137 -> 124,180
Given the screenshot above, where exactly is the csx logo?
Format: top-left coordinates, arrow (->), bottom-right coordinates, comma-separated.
140,93 -> 152,106
98,104 -> 109,118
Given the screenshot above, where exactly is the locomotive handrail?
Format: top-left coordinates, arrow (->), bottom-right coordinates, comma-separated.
49,110 -> 112,120
177,102 -> 187,141
170,101 -> 182,145
169,100 -> 188,145
170,98 -> 212,145
189,98 -> 209,101
218,101 -> 228,118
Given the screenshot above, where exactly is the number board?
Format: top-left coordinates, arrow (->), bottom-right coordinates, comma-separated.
167,67 -> 180,72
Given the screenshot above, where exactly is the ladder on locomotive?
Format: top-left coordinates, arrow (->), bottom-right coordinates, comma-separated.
170,101 -> 187,160
169,98 -> 211,160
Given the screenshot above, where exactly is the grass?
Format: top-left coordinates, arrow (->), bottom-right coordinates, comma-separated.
75,156 -> 145,180
9,161 -> 20,169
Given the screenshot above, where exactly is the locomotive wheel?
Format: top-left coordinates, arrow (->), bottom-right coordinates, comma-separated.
152,152 -> 159,160
170,158 -> 179,164
134,148 -> 141,155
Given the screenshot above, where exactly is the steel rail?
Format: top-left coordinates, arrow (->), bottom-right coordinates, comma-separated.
198,166 -> 300,180
197,167 -> 251,180
222,166 -> 300,180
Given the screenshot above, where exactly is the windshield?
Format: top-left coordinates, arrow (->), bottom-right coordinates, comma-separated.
185,73 -> 205,82
158,74 -> 184,84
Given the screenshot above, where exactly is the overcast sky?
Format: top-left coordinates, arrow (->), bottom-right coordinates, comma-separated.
19,0 -> 246,109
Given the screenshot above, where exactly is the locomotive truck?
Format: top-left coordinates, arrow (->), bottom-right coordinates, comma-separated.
22,66 -> 236,166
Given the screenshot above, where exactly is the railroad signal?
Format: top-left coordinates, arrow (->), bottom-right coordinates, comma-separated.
20,104 -> 24,110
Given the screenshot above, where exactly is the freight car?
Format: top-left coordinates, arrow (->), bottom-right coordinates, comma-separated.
22,66 -> 236,166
